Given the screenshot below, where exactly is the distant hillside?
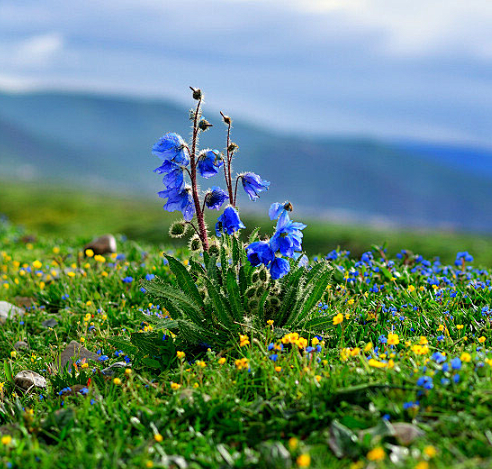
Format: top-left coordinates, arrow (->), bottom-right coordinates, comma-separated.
1,90 -> 492,232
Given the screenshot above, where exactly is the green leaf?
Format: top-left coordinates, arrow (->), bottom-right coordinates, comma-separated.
165,255 -> 204,309
276,267 -> 304,326
143,281 -> 203,325
232,236 -> 240,267
106,337 -> 138,356
141,357 -> 161,369
202,276 -> 234,330
248,227 -> 261,243
226,269 -> 244,322
299,267 -> 332,319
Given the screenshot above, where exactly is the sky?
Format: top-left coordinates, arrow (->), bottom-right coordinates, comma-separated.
0,0 -> 491,146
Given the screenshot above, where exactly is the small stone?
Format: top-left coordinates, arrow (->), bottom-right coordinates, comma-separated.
14,340 -> 29,351
42,318 -> 58,328
84,234 -> 117,256
14,370 -> 47,390
0,301 -> 24,323
56,340 -> 100,371
101,361 -> 130,376
392,423 -> 425,446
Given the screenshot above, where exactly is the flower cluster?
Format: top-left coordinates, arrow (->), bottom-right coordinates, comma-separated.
152,88 -> 269,250
246,202 -> 306,280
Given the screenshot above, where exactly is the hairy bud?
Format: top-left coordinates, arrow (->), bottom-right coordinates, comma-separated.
190,86 -> 202,101
228,143 -> 238,154
198,119 -> 213,131
284,202 -> 293,212
169,221 -> 188,238
189,235 -> 202,252
248,299 -> 259,310
245,287 -> 256,299
208,242 -> 220,257
220,111 -> 231,125
259,266 -> 270,283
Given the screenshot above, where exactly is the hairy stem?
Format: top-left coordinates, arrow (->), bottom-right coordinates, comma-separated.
233,175 -> 241,207
224,122 -> 236,207
190,98 -> 209,250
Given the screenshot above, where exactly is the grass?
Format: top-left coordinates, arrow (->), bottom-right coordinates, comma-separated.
1,218 -> 492,468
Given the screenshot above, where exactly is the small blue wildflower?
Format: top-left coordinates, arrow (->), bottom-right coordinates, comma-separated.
453,374 -> 460,383
152,133 -> 189,167
145,273 -> 155,281
246,241 -> 275,267
197,150 -> 223,178
269,354 -> 278,362
122,277 -> 133,284
451,357 -> 462,370
205,186 -> 229,210
215,206 -> 245,236
270,257 -> 290,280
240,172 -> 270,201
98,355 -> 109,362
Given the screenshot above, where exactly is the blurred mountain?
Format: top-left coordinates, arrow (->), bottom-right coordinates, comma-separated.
1,90 -> 491,231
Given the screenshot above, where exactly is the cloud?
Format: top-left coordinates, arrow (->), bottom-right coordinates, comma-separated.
0,1 -> 491,146
14,32 -> 64,66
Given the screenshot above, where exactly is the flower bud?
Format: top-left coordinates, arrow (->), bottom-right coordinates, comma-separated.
190,87 -> 202,100
259,266 -> 269,283
198,119 -> 213,131
220,111 -> 231,125
208,242 -> 220,257
283,202 -> 293,212
169,221 -> 188,238
228,143 -> 238,154
189,235 -> 202,252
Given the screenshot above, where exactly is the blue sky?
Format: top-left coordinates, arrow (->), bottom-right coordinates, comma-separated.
0,0 -> 491,146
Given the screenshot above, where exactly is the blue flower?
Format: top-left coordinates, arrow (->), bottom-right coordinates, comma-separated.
326,250 -> 339,261
215,206 -> 245,236
269,202 -> 290,220
158,187 -> 195,222
197,150 -> 224,178
152,133 -> 189,167
122,277 -> 133,283
240,172 -> 270,201
270,257 -> 290,280
205,187 -> 229,210
161,167 -> 185,193
270,210 -> 306,258
416,376 -> 433,390
246,241 -> 275,267
451,357 -> 462,370
431,352 -> 446,364
145,273 -> 155,281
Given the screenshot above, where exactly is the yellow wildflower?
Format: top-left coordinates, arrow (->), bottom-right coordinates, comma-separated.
239,334 -> 250,347
333,313 -> 343,325
388,333 -> 399,345
424,445 -> 437,458
297,454 -> 311,468
367,446 -> 385,461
